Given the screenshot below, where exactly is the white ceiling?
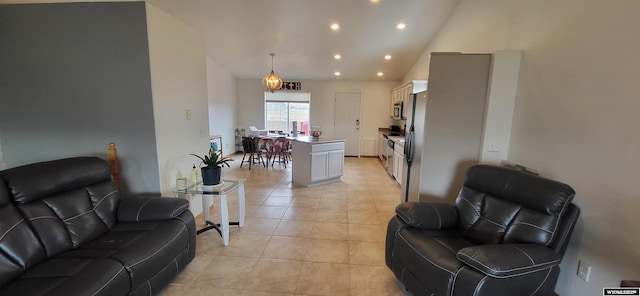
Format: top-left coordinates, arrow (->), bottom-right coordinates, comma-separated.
146,0 -> 460,81
1,0 -> 459,80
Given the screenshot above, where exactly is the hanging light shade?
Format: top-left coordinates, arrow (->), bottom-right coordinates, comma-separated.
262,53 -> 283,93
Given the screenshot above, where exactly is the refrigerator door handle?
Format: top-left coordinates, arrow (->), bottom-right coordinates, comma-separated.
405,129 -> 414,163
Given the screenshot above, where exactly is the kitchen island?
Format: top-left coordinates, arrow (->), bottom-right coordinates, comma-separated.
291,136 -> 346,187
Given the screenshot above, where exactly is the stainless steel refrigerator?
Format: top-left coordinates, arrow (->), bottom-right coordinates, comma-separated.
401,53 -> 491,203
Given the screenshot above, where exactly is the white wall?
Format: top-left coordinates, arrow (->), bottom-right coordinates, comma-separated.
236,79 -> 400,156
146,3 -> 210,197
480,51 -> 521,164
405,1 -> 640,294
207,57 -> 237,156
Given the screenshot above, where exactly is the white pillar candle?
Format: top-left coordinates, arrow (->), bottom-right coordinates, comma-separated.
176,177 -> 187,190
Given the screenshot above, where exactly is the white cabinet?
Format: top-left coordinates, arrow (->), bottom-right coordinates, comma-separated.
377,133 -> 385,161
292,139 -> 345,187
392,142 -> 404,184
310,149 -> 344,182
310,152 -> 329,182
390,81 -> 427,118
327,150 -> 345,178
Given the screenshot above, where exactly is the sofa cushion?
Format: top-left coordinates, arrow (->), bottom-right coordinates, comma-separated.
0,158 -> 120,257
0,201 -> 47,287
0,257 -> 130,296
118,195 -> 190,222
0,157 -> 114,204
73,216 -> 192,290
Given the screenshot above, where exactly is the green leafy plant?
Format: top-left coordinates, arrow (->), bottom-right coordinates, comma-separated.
191,148 -> 233,168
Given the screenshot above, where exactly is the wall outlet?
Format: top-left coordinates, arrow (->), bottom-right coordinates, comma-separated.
488,142 -> 502,152
577,260 -> 591,282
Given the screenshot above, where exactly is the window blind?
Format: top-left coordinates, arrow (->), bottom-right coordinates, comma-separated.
265,92 -> 310,103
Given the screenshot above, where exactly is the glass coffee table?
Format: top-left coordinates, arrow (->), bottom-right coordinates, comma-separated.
173,178 -> 245,245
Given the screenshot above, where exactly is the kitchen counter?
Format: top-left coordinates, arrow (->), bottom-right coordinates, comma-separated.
291,138 -> 346,187
387,136 -> 405,146
292,136 -> 347,144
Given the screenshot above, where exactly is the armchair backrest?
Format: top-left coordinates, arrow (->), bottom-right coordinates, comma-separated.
455,165 -> 576,249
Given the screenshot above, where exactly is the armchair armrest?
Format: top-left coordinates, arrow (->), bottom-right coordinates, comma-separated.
118,195 -> 190,222
395,202 -> 457,229
457,244 -> 561,278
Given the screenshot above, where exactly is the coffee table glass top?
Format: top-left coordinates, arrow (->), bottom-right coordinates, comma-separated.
173,178 -> 245,195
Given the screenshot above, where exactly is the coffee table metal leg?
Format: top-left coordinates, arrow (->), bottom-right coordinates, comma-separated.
197,194 -> 221,236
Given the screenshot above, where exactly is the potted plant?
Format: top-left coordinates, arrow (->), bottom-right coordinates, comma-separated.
191,148 -> 233,185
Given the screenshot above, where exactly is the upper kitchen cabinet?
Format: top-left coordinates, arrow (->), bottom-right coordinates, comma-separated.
390,80 -> 427,119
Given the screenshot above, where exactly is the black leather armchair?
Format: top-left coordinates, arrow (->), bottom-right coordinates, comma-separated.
385,164 -> 580,296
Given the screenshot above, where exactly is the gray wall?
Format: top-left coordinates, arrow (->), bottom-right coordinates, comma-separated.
0,2 -> 160,194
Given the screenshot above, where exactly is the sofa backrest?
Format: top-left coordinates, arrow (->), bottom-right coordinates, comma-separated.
0,178 -> 48,287
455,165 -> 575,247
0,157 -> 120,260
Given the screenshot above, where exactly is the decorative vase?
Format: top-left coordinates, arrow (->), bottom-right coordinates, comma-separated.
201,167 -> 221,185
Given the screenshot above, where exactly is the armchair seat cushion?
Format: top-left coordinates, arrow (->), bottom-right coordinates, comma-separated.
457,244 -> 561,278
390,223 -> 475,296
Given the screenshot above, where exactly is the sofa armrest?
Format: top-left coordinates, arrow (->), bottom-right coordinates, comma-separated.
395,202 -> 457,229
456,244 -> 561,278
118,195 -> 190,222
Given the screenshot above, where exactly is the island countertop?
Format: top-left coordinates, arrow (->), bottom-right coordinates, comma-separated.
291,136 -> 346,144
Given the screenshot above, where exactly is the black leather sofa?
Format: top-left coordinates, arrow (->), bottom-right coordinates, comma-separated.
0,157 -> 196,296
386,164 -> 580,296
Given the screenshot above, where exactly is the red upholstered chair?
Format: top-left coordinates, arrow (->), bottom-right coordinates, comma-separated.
266,137 -> 290,168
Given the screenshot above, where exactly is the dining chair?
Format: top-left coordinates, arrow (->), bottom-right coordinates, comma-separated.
240,136 -> 264,169
261,138 -> 275,168
270,137 -> 290,168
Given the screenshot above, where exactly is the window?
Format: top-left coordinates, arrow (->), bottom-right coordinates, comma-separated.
265,92 -> 310,135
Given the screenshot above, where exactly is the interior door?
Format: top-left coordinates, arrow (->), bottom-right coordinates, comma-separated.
334,92 -> 361,156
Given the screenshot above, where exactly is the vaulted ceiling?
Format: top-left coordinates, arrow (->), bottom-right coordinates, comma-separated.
147,0 -> 460,81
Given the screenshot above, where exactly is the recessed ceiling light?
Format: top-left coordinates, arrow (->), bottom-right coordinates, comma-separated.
334,54 -> 341,60
334,72 -> 341,76
331,23 -> 340,30
397,23 -> 406,30
384,55 -> 392,60
370,0 -> 379,3
377,72 -> 384,77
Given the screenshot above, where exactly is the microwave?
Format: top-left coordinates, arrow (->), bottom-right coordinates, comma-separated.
393,102 -> 404,119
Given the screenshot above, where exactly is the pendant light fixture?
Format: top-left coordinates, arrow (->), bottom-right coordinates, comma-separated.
262,53 -> 283,93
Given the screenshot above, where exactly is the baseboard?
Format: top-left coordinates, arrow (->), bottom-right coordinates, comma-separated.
553,292 -> 559,296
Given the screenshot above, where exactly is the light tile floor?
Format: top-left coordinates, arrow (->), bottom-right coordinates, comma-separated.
160,155 -> 411,296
